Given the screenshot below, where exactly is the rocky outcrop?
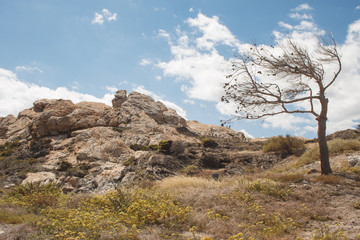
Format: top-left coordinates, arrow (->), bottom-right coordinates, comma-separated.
21,172 -> 56,185
0,90 -> 253,193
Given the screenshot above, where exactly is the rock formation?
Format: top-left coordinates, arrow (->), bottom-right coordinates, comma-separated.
0,90 -> 278,193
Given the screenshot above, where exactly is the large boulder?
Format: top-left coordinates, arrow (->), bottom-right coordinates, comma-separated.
122,92 -> 186,127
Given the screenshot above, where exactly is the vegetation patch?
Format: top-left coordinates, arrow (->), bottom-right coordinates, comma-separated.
37,187 -> 191,239
130,144 -> 149,151
4,182 -> 62,213
123,156 -> 136,166
262,135 -> 305,156
180,164 -> 199,175
158,140 -> 173,154
245,179 -> 292,200
0,140 -> 21,158
201,137 -> 218,148
265,172 -> 306,183
294,139 -> 360,168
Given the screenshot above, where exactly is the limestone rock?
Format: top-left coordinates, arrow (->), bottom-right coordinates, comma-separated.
112,90 -> 127,108
188,120 -> 245,141
0,115 -> 17,138
0,113 -> 32,141
21,172 -> 56,185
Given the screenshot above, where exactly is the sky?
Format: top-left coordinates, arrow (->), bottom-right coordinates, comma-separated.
1,0 -> 360,139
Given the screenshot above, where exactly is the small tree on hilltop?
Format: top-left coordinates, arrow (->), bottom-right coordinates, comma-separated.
221,36 -> 341,175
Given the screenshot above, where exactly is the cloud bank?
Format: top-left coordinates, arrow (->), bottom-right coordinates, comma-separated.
0,68 -> 186,120
0,68 -> 115,117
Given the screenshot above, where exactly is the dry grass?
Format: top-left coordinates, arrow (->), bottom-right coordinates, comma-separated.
293,138 -> 360,169
157,176 -> 224,192
311,174 -> 343,185
265,171 -> 306,183
2,150 -> 360,239
0,204 -> 38,224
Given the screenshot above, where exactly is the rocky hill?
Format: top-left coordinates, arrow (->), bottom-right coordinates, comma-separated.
2,91 -> 360,239
0,90 -> 283,193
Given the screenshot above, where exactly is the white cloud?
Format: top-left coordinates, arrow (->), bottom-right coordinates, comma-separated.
183,99 -> 195,104
291,3 -> 312,12
158,29 -> 171,41
156,13 -> 237,102
91,12 -> 104,24
189,8 -> 194,13
101,8 -> 117,21
91,9 -> 117,25
186,13 -> 240,50
0,68 -> 114,117
15,65 -> 42,73
289,13 -> 312,20
139,58 -> 152,66
325,19 -> 360,133
356,6 -> 360,10
132,85 -> 187,118
153,7 -> 165,12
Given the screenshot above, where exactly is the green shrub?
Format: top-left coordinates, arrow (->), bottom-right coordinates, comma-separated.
57,160 -> 72,171
0,140 -> 21,157
130,144 -> 149,151
112,127 -> 126,133
38,187 -> 192,239
180,164 -> 199,175
66,163 -> 89,178
158,140 -> 173,154
328,138 -> 360,155
262,135 -> 305,156
201,137 -> 218,148
246,179 -> 292,200
6,182 -> 62,213
123,156 -> 136,166
311,224 -> 348,240
107,187 -> 134,211
147,144 -> 160,151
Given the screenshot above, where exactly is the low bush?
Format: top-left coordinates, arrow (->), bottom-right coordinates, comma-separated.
123,156 -> 136,166
262,135 -> 305,156
0,140 -> 21,157
266,172 -> 305,183
246,179 -> 292,200
180,164 -> 199,175
130,144 -> 148,151
5,182 -> 62,213
158,140 -> 173,154
201,137 -> 218,148
311,224 -> 348,240
38,187 -> 192,239
328,138 -> 360,155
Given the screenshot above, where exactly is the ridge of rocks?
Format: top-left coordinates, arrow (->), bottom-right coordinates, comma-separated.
0,90 -> 278,193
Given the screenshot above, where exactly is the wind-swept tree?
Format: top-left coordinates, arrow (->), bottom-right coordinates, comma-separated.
221,36 -> 341,175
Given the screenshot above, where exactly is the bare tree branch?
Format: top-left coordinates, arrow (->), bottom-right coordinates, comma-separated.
222,34 -> 342,175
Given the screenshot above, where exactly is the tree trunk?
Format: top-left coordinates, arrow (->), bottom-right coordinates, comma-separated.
317,95 -> 332,175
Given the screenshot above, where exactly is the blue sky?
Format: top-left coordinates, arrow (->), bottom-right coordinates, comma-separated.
1,1 -> 360,138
